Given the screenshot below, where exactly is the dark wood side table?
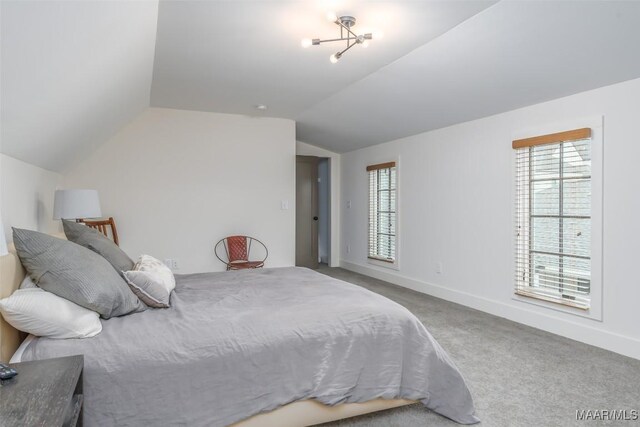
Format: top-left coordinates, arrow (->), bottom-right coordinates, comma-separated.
0,355 -> 84,427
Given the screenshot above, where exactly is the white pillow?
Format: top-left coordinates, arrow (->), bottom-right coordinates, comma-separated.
123,254 -> 176,308
0,283 -> 103,339
20,275 -> 38,289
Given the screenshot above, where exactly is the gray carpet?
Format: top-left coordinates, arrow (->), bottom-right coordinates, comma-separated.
316,266 -> 640,427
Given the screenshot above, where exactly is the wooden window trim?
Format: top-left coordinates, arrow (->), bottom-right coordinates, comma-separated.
366,162 -> 396,171
512,128 -> 591,149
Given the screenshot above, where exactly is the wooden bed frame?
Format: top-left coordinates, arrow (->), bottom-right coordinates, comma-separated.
0,236 -> 415,426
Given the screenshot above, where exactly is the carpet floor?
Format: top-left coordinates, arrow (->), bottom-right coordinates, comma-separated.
316,265 -> 640,427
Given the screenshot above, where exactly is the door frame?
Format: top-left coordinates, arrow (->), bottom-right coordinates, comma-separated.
295,155 -> 319,269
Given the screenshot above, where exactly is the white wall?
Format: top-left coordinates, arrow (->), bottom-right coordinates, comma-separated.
341,77 -> 640,360
0,154 -> 62,241
296,141 -> 341,267
65,108 -> 296,273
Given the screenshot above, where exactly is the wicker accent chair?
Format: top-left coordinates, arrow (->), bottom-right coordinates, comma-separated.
77,217 -> 120,246
215,236 -> 268,271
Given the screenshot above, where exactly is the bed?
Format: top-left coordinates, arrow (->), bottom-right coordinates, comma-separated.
1,239 -> 479,426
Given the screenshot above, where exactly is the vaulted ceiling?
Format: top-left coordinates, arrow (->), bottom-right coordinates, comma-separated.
1,0 -> 159,172
3,1 -> 640,172
150,1 -> 495,118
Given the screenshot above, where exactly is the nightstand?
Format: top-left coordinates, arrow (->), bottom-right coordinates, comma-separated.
0,355 -> 84,427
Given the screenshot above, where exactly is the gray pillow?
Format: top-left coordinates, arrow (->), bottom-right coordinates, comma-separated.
12,228 -> 145,319
62,220 -> 134,273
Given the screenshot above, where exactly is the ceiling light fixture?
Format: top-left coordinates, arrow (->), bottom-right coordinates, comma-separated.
302,14 -> 379,63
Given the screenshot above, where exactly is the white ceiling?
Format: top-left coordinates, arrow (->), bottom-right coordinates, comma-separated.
0,0 -> 159,171
2,0 -> 640,170
150,1 -> 496,118
296,0 -> 640,152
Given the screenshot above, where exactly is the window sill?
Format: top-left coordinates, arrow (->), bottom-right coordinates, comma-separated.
512,291 -> 602,321
367,257 -> 399,271
514,290 -> 589,310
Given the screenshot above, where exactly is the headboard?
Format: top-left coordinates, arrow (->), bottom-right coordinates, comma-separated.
0,246 -> 27,362
0,233 -> 66,362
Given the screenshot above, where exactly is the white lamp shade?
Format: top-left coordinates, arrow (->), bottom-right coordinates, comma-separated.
53,189 -> 102,220
0,216 -> 8,256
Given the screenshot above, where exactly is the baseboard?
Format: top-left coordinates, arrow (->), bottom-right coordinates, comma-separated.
340,260 -> 640,361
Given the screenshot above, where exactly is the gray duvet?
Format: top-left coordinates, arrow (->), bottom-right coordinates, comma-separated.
20,267 -> 479,426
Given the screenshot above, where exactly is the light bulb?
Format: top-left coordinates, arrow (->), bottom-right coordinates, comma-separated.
329,53 -> 340,64
362,40 -> 370,48
301,38 -> 312,48
372,31 -> 384,40
326,12 -> 338,22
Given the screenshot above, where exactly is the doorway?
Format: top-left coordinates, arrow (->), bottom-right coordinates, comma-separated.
295,156 -> 331,269
317,158 -> 330,265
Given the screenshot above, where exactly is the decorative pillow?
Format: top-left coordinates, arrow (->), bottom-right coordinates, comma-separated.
123,255 -> 176,308
62,220 -> 134,274
12,228 -> 145,319
0,287 -> 102,339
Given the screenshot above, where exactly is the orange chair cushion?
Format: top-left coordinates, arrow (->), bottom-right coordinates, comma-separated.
227,236 -> 248,262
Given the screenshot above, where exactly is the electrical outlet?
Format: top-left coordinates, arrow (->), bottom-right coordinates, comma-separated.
347,200 -> 352,209
164,259 -> 179,270
436,261 -> 443,274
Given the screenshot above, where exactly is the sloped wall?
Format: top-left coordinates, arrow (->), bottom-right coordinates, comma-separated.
1,0 -> 159,172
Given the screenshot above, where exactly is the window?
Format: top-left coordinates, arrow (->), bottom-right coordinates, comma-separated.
367,162 -> 397,263
514,128 -> 592,309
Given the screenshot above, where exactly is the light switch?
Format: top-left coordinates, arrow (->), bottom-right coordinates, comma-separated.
281,200 -> 289,210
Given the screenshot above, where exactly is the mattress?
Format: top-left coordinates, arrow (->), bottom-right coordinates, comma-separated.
19,267 -> 479,426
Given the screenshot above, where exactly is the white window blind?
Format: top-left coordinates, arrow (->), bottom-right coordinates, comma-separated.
514,128 -> 592,309
368,162 -> 396,263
